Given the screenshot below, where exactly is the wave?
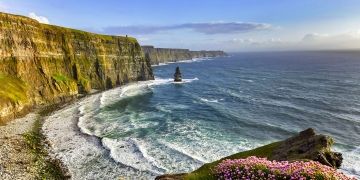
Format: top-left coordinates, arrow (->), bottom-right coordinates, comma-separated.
151,57 -> 216,67
158,140 -> 208,163
150,77 -> 199,86
199,97 -> 223,103
151,63 -> 167,67
102,137 -> 166,175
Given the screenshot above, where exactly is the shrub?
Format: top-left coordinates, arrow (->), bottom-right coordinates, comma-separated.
213,156 -> 355,180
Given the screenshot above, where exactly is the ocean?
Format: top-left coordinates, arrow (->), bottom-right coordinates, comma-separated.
43,51 -> 360,179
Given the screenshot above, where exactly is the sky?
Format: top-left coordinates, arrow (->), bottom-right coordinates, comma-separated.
1,0 -> 360,52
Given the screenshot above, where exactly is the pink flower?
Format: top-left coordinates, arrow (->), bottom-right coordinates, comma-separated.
213,156 -> 356,180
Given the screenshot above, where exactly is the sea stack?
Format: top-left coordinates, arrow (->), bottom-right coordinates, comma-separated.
174,66 -> 182,82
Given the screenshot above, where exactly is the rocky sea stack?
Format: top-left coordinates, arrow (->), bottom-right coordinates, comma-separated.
156,128 -> 344,180
174,67 -> 182,82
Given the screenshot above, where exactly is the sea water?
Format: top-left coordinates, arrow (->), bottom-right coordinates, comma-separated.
45,51 -> 360,179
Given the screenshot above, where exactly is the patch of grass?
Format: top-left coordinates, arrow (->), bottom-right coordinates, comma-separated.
184,142 -> 281,180
52,73 -> 78,92
0,74 -> 28,104
23,104 -> 67,179
52,73 -> 71,83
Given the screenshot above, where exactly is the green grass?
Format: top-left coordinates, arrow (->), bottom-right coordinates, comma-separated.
52,73 -> 77,92
0,74 -> 28,104
23,104 -> 67,179
52,73 -> 72,83
184,142 -> 281,180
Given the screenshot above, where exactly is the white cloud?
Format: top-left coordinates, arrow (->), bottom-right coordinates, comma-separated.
230,38 -> 283,45
300,31 -> 360,49
103,22 -> 272,35
28,12 -> 50,24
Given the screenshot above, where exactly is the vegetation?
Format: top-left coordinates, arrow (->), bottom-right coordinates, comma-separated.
214,156 -> 354,180
22,104 -> 67,179
52,73 -> 72,84
185,142 -> 281,180
0,74 -> 28,104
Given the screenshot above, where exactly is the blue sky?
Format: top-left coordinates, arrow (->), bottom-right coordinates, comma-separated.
2,0 -> 360,52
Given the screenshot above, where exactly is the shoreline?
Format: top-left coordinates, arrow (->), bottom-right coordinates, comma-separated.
0,102 -> 73,179
42,84 -> 158,179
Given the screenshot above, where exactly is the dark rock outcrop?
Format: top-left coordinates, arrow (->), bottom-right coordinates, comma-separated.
174,67 -> 182,82
0,12 -> 154,123
271,128 -> 342,168
141,46 -> 227,65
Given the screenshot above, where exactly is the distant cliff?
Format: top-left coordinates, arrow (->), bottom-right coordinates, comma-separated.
0,12 -> 154,123
141,46 -> 227,65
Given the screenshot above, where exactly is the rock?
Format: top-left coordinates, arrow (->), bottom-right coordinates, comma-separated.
271,128 -> 342,168
174,67 -> 182,82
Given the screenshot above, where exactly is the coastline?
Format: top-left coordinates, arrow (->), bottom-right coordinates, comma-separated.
42,86 -> 157,179
0,103 -> 72,179
0,54 -> 225,180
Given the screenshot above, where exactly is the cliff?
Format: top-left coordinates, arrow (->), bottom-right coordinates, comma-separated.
156,128 -> 343,180
0,12 -> 154,123
141,46 -> 227,65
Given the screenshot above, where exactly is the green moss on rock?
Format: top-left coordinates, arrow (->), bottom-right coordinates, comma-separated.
0,74 -> 28,104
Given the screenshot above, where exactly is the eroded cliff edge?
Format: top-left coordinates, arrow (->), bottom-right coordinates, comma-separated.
142,45 -> 227,65
0,12 -> 154,123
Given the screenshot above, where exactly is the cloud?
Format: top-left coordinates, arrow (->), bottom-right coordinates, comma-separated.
28,12 -> 50,24
302,33 -> 330,41
230,37 -> 283,45
300,31 -> 360,49
103,22 -> 272,35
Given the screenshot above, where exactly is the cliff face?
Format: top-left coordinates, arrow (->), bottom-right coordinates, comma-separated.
141,46 -> 226,65
0,12 -> 154,123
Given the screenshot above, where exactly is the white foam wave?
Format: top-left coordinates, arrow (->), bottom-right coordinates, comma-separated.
151,63 -> 167,67
149,77 -> 199,86
151,57 -> 215,67
200,97 -> 223,103
43,101 -> 152,179
158,140 -> 208,163
102,137 -> 165,174
335,146 -> 360,179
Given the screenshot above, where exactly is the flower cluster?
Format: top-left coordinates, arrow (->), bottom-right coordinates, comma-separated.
213,156 -> 355,180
